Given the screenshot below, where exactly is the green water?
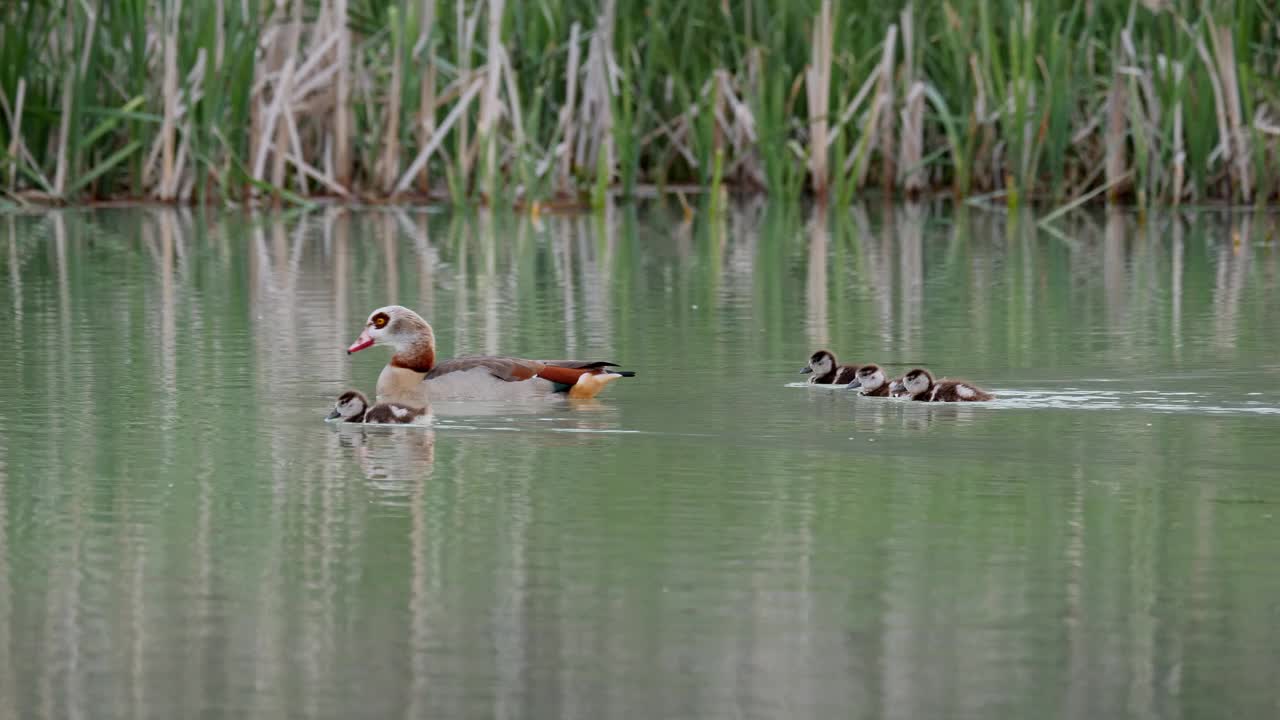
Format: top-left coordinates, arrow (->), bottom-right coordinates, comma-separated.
1,204 -> 1278,719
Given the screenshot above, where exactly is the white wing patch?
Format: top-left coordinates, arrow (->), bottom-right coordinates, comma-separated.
957,384 -> 975,399
391,406 -> 409,419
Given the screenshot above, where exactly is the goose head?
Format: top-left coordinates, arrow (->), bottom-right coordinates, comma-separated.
847,364 -> 887,393
802,350 -> 836,377
327,390 -> 369,422
347,306 -> 436,362
894,368 -> 934,397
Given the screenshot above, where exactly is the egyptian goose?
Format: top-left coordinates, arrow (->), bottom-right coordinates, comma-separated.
347,305 -> 634,403
845,364 -> 898,397
801,350 -> 862,385
325,389 -> 428,424
889,368 -> 995,402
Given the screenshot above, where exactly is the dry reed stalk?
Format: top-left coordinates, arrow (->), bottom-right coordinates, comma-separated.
557,22 -> 582,194
896,4 -> 923,195
0,80 -> 51,195
1121,30 -> 1161,126
269,1 -> 306,196
417,62 -> 438,192
172,50 -> 208,201
716,70 -> 761,186
396,76 -> 484,193
3,79 -> 25,193
456,0 -> 483,184
1104,73 -> 1127,201
1208,21 -> 1250,200
1181,18 -> 1232,200
333,0 -> 352,188
269,58 -> 295,195
968,53 -> 994,189
477,0 -> 506,194
158,1 -> 182,200
1039,169 -> 1131,226
414,0 -> 437,193
639,113 -> 698,170
1256,107 -> 1280,137
876,22 -> 897,192
848,24 -> 896,189
249,12 -> 286,188
284,150 -> 349,196
833,69 -> 878,166
214,0 -> 225,70
899,82 -> 926,195
52,69 -> 73,197
281,89 -> 312,196
708,76 -> 724,156
575,0 -> 616,185
379,24 -> 404,193
805,0 -> 833,198
499,45 -> 524,150
1157,55 -> 1185,205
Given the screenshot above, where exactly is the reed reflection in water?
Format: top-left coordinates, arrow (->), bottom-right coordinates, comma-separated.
0,203 -> 1278,720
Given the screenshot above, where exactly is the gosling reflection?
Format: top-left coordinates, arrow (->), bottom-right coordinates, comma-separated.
331,420 -> 439,489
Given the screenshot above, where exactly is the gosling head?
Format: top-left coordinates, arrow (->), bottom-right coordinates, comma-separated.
326,389 -> 370,422
898,368 -> 935,397
847,364 -> 887,393
802,350 -> 836,377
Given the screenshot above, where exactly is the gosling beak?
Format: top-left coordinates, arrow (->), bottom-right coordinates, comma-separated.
889,381 -> 904,394
347,327 -> 374,354
800,366 -> 813,374
325,408 -> 342,421
846,379 -> 862,390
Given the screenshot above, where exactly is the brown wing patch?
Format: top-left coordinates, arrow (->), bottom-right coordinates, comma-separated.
538,360 -> 620,370
425,355 -> 546,382
535,365 -> 592,387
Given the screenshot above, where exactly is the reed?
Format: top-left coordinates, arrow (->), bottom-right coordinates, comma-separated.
1,0 -> 1277,207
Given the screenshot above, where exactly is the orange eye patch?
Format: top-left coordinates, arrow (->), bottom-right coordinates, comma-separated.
372,313 -> 389,329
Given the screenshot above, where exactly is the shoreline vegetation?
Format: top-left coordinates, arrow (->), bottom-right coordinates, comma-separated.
1,1 -> 1278,211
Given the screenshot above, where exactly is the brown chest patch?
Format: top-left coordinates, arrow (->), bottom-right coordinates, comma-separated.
391,345 -> 436,374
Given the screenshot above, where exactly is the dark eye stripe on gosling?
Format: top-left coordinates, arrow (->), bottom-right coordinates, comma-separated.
802,349 -> 863,385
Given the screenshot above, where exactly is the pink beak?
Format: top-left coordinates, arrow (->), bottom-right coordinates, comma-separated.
347,327 -> 375,354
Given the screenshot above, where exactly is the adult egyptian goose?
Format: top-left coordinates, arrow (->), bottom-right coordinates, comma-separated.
888,368 -> 995,402
347,305 -> 635,403
801,350 -> 862,385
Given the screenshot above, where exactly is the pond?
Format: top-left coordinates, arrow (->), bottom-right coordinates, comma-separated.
1,203 -> 1278,719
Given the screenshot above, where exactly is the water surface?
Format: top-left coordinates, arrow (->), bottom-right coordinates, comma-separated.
2,204 -> 1279,719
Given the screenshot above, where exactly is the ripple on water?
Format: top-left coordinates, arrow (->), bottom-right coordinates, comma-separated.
788,383 -> 1280,417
